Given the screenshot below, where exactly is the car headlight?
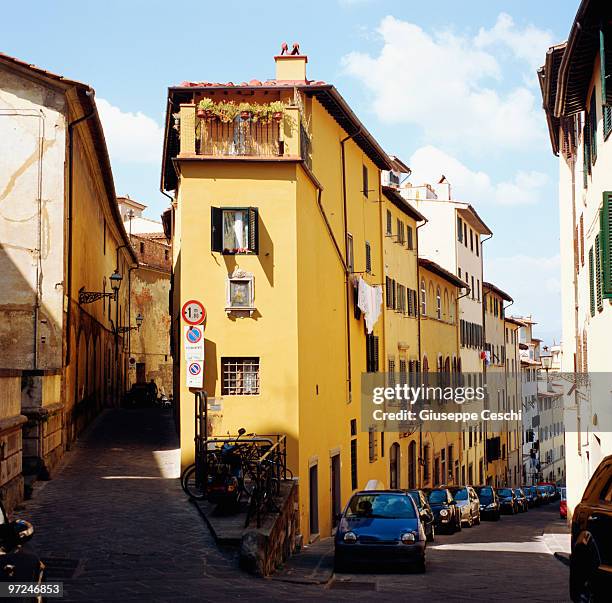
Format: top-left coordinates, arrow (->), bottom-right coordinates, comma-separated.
343,531 -> 357,543
401,532 -> 416,544
440,509 -> 449,517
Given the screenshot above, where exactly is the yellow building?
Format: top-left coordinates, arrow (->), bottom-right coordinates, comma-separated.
504,316 -> 523,486
0,54 -> 135,504
417,258 -> 465,487
162,50 -> 398,540
483,282 -> 514,486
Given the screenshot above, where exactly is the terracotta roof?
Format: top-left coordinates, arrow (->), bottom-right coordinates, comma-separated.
505,316 -> 525,327
418,258 -> 469,289
483,281 -> 513,303
382,186 -> 426,222
457,204 -> 492,236
538,44 -> 566,155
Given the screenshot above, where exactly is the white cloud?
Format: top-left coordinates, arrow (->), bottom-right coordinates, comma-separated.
341,15 -> 549,153
96,98 -> 164,164
485,254 -> 561,342
408,145 -> 548,206
474,13 -> 554,72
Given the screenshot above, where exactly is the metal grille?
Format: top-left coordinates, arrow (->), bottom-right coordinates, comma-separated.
198,120 -> 280,157
221,357 -> 260,395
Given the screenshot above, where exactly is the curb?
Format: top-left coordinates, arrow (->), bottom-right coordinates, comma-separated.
554,552 -> 571,567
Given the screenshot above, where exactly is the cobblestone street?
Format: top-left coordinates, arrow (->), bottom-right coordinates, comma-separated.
19,408 -> 570,602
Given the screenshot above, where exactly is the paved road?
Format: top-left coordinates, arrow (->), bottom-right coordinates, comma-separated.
18,408 -> 570,602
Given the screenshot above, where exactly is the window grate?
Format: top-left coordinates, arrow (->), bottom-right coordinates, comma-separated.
221,357 -> 260,395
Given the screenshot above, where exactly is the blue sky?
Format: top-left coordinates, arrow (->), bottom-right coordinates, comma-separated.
1,0 -> 580,343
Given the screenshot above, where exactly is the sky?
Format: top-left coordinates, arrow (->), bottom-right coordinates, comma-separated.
1,0 -> 580,344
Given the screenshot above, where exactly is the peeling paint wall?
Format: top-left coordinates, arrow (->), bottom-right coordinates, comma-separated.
0,67 -> 66,370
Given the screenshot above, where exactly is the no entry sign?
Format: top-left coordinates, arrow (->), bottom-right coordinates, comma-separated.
186,360 -> 203,388
181,299 -> 206,326
184,326 -> 205,362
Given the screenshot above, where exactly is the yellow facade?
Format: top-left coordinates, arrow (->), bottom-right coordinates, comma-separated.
418,259 -> 464,487
165,54 -> 399,540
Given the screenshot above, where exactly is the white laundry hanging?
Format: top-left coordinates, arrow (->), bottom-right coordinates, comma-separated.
356,277 -> 383,334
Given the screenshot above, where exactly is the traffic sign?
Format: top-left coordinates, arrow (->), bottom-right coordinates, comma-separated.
181,299 -> 206,326
183,326 -> 205,361
186,360 -> 203,388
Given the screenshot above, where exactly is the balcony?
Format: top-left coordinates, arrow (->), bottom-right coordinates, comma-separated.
177,102 -> 311,167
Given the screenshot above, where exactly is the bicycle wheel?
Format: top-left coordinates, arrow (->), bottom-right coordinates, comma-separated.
181,465 -> 206,500
180,463 -> 195,490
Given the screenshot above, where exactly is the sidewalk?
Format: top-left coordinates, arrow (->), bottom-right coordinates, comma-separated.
272,538 -> 334,585
542,514 -> 571,565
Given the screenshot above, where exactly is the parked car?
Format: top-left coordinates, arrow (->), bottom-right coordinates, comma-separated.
514,488 -> 529,512
570,456 -> 612,601
536,485 -> 550,504
497,488 -> 518,514
474,485 -> 501,521
428,488 -> 461,533
448,486 -> 481,527
0,499 -> 44,595
523,485 -> 541,507
334,490 -> 426,573
407,489 -> 436,542
539,482 -> 560,502
559,487 -> 567,519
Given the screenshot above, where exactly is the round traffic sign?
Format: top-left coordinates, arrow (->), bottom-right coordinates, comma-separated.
188,362 -> 202,376
186,326 -> 203,344
182,300 -> 206,325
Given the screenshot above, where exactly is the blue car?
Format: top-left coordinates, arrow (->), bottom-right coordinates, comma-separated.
334,490 -> 426,573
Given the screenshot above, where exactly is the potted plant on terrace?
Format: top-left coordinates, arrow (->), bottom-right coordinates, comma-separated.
269,100 -> 285,122
239,102 -> 253,120
217,100 -> 239,123
197,98 -> 215,119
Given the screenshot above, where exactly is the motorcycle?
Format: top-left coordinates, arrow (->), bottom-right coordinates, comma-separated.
0,501 -> 44,602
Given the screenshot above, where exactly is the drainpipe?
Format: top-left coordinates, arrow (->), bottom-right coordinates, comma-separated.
415,216 -> 428,488
340,128 -> 362,402
65,89 -> 96,366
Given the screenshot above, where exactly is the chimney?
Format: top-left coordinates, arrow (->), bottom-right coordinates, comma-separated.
275,42 -> 308,82
435,175 -> 451,200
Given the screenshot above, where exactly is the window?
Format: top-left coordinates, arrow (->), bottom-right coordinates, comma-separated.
368,427 -> 377,462
436,286 -> 441,319
221,357 -> 260,395
226,270 -> 255,313
602,192 -> 612,297
590,92 -> 598,164
471,276 -> 475,300
580,214 -> 585,266
477,279 -> 480,301
420,279 -> 426,315
164,248 -> 169,261
350,438 -> 358,490
464,223 -> 468,246
365,241 -> 372,274
385,276 -> 392,308
470,229 -> 474,251
423,445 -> 430,481
407,225 -> 414,250
457,216 -> 463,242
397,219 -> 405,245
475,237 -> 479,257
139,241 -> 145,254
211,207 -> 258,254
366,334 -> 379,372
596,234 -> 603,311
347,233 -> 354,273
386,210 -> 392,235
362,165 -> 369,198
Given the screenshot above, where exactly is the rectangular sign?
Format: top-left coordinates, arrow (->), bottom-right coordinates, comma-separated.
186,360 -> 204,388
183,325 -> 205,361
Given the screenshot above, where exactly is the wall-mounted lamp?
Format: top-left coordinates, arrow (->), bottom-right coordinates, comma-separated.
79,270 -> 123,304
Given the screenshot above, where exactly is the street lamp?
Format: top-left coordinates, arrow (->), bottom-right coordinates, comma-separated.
541,354 -> 552,373
79,269 -> 123,304
117,312 -> 144,334
136,312 -> 144,329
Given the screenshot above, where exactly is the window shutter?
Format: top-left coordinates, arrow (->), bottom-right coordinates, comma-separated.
589,247 -> 595,316
363,165 -> 369,198
211,207 -> 222,252
365,242 -> 372,273
596,234 -> 603,311
580,214 -> 584,266
457,216 -> 463,242
373,335 -> 379,372
353,282 -> 362,319
605,106 -> 612,139
601,193 -> 612,297
386,210 -> 392,235
391,279 -> 396,309
590,94 -> 598,164
583,116 -> 591,187
407,226 -> 413,250
601,27 -> 612,106
385,276 -> 391,308
248,207 -> 259,253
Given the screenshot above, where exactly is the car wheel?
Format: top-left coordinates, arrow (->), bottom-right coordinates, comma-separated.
494,512 -> 501,521
456,515 -> 462,531
427,524 -> 435,542
466,514 -> 473,528
475,512 -> 481,526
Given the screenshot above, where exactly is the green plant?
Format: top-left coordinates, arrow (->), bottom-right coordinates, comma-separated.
198,98 -> 215,112
269,100 -> 285,114
239,102 -> 253,115
217,100 -> 239,122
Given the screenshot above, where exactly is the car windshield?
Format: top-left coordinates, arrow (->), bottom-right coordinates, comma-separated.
407,491 -> 422,509
429,490 -> 448,504
346,493 -> 416,519
537,486 -> 547,493
476,487 -> 493,502
515,489 -> 524,496
449,488 -> 468,500
498,488 -> 513,497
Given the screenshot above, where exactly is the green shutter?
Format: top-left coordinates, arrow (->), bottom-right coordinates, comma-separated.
605,106 -> 612,139
591,94 -> 598,163
596,234 -> 603,311
589,246 -> 595,316
601,192 -> 612,297
583,117 -> 591,188
601,27 -> 612,106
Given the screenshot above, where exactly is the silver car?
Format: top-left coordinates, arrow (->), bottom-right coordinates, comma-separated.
449,486 -> 481,527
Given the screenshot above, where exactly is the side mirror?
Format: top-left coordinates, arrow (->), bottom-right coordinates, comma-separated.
238,428 -> 246,436
12,520 -> 33,543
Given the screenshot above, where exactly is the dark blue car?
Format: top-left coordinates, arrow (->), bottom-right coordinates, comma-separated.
334,490 -> 426,573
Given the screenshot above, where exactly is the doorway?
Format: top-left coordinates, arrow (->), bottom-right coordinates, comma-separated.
330,454 -> 341,528
390,443 -> 400,489
309,464 -> 319,536
136,362 -> 146,383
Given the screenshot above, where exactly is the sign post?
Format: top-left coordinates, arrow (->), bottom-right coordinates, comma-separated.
182,299 -> 206,388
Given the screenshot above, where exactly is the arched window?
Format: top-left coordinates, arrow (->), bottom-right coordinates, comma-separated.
408,440 -> 417,489
450,293 -> 455,323
420,279 -> 426,315
390,443 -> 400,489
436,286 -> 442,319
443,289 -> 449,320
